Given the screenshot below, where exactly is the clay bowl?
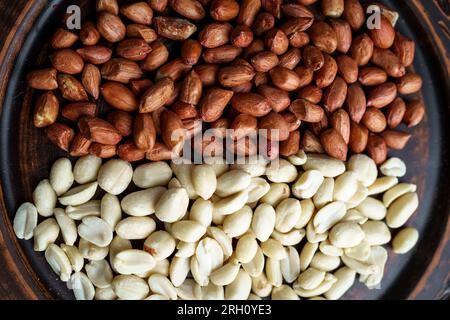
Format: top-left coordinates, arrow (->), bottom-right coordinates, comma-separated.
0,0 -> 448,299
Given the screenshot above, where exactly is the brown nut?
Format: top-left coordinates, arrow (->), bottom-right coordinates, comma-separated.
51,28 -> 78,49
380,130 -> 411,150
45,123 -> 75,152
290,99 -> 325,123
265,29 -> 289,55
101,58 -> 144,83
170,0 -> 205,20
302,130 -> 324,153
281,3 -> 314,19
367,134 -> 387,165
203,45 -> 242,64
200,88 -> 234,122
280,130 -> 300,157
244,39 -> 265,57
117,141 -> 146,162
218,65 -> 256,88
96,0 -> 119,15
146,141 -> 177,161
329,19 -> 352,53
371,47 -> 406,78
116,39 -> 152,61
303,45 -> 324,71
386,97 -> 406,129
309,115 -> 328,136
261,0 -> 282,19
134,113 -> 157,151
27,68 -> 58,90
80,22 -> 101,46
194,64 -> 219,86
361,107 -> 387,133
149,0 -> 169,12
281,17 -> 314,36
396,73 -> 423,95
345,84 -> 366,123
108,111 -> 133,136
342,0 -> 365,30
181,40 -> 202,65
89,143 -> 117,159
367,82 -> 397,109
230,114 -> 258,140
181,70 -> 203,105
126,24 -> 158,43
76,46 -> 112,65
315,54 -> 338,88
210,118 -> 230,138
289,31 -> 310,48
349,121 -> 368,153
33,91 -> 59,128
161,110 -> 186,151
270,67 -> 302,91
281,111 -> 301,132
57,75 -> 88,102
237,0 -> 261,26
368,15 -> 395,49
231,25 -> 254,48
141,41 -> 169,71
120,2 -> 154,25
97,11 -> 126,43
199,22 -> 232,48
298,86 -> 323,104
320,128 -> 348,161
257,84 -> 290,112
101,82 -> 139,112
156,59 -> 192,81
278,48 -> 301,70
154,16 -> 197,41
62,102 -> 97,122
322,76 -> 348,113
78,116 -> 122,145
231,93 -> 272,117
70,133 -> 92,157
50,49 -> 84,75
349,33 -> 374,66
231,82 -> 253,93
171,102 -> 198,120
308,21 -> 338,54
140,77 -> 175,113
403,100 -> 425,127
330,109 -> 350,144
254,12 -> 275,36
322,0 -> 344,18
130,79 -> 153,95
251,51 -> 279,72
259,111 -> 290,141
358,67 -> 388,86
393,32 -> 415,67
336,55 -> 358,84
82,64 -> 101,100
210,0 -> 240,21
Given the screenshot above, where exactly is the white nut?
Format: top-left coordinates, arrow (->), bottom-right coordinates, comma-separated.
380,157 -> 406,177
33,218 -> 60,251
294,273 -> 337,297
73,155 -> 102,184
342,209 -> 368,225
313,201 -> 347,234
192,164 -> 217,200
213,190 -> 248,216
143,230 -> 176,261
210,261 -> 240,286
66,200 -> 101,220
300,242 -> 319,271
319,240 -> 343,257
148,274 -> 177,300
54,208 -> 77,246
109,236 -> 132,269
61,244 -> 84,272
266,257 -> 283,287
347,154 -> 377,187
59,182 -> 98,206
78,238 -> 109,261
295,199 -> 315,229
329,222 -> 365,248
168,177 -> 182,189
171,220 -> 206,243
100,193 -> 122,229
313,177 -> 334,209
70,272 -> 95,300
356,197 -> 387,220
333,172 -> 359,202
247,177 -> 270,203
251,273 -> 272,297
272,229 -> 305,246
236,234 -> 258,263
310,252 -> 341,272
260,183 -> 290,207
251,203 -> 276,242
242,246 -> 265,277
386,192 -> 419,228
33,179 -> 57,217
78,216 -> 113,247
392,227 -> 419,254
345,184 -> 369,209
216,170 -> 251,197
85,259 -> 113,288
115,217 -> 156,240
121,187 -> 166,217
292,170 -> 324,199
383,183 -> 417,207
343,242 -> 371,261
112,275 -> 149,300
190,255 -> 210,286
222,206 -> 253,238
359,246 -> 388,288
145,259 -> 169,278
175,241 -> 197,258
95,287 -> 117,300
50,158 -> 74,196
225,269 -> 251,300
367,176 -> 399,195
272,285 -> 299,300
287,150 -> 307,166
207,227 -> 233,257
133,162 -> 173,188
231,155 -> 268,177
203,283 -> 225,300
295,267 -> 326,290
45,244 -> 72,282
170,162 -> 198,199
341,254 -> 378,275
207,158 -> 229,176
324,267 -> 356,300
190,198 -> 213,227
303,154 -> 345,177
280,246 -> 300,284
97,159 -> 133,195
260,239 -> 287,260
113,249 -> 156,275
275,198 -> 301,233
13,202 -> 38,240
170,256 -> 190,287
195,237 -> 224,273
266,159 -> 298,183
361,221 -> 391,245
306,220 -> 328,244
176,279 -> 202,300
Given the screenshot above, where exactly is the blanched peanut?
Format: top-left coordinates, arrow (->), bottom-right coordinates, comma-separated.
260,183 -> 290,206
214,191 -> 249,215
324,267 -> 356,300
313,201 -> 346,234
313,178 -> 334,209
292,170 -> 324,199
222,206 -> 253,238
368,177 -> 398,195
329,222 -> 365,248
133,162 -> 173,188
192,164 -> 217,200
383,183 -> 417,207
251,203 -> 276,242
236,234 -> 258,263
275,198 -> 301,233
155,188 -> 189,222
303,154 -> 346,178
347,154 -> 378,187
361,221 -> 391,245
271,285 -> 299,300
33,179 -> 57,217
386,192 -> 419,228
380,157 -> 406,177
356,197 -> 387,220
392,227 -> 419,254
216,169 -> 251,197
266,159 -> 298,183
121,187 -> 166,217
97,160 -> 133,195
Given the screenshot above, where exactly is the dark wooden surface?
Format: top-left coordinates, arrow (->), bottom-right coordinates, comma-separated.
0,0 -> 448,300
